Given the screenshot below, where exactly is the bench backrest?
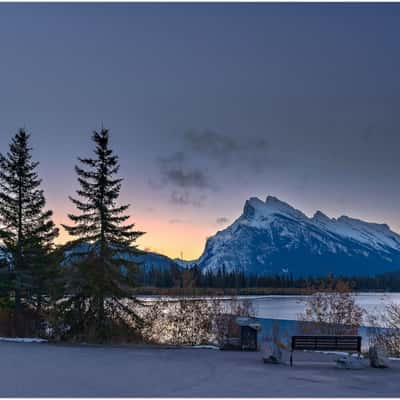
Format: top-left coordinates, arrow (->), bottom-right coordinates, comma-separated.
291,335 -> 361,352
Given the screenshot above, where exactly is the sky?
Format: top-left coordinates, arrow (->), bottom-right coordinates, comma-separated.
1,3 -> 400,260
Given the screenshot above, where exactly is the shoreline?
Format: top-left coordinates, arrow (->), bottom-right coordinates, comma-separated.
132,287 -> 399,297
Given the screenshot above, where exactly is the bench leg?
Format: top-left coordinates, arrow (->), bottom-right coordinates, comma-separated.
290,351 -> 293,367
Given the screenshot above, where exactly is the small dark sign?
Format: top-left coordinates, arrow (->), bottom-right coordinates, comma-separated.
240,326 -> 258,351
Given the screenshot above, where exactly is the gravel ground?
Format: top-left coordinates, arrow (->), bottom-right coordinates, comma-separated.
0,341 -> 399,397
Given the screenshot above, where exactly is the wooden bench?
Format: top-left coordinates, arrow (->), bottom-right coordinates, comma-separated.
290,335 -> 362,367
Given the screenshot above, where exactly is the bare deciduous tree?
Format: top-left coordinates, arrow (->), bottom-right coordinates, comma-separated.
368,302 -> 400,357
298,279 -> 364,335
141,296 -> 255,346
141,298 -> 218,345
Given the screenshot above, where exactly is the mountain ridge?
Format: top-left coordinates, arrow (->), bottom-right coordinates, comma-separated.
183,195 -> 400,277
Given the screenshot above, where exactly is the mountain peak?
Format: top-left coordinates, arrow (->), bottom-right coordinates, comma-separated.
197,194 -> 400,277
242,197 -> 264,220
312,210 -> 331,224
265,195 -> 297,212
265,195 -> 307,220
265,195 -> 286,205
242,195 -> 307,222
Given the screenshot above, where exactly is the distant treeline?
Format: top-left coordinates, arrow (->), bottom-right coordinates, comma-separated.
137,264 -> 400,292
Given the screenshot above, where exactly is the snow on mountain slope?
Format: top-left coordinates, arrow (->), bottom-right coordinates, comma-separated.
311,211 -> 400,253
192,195 -> 400,277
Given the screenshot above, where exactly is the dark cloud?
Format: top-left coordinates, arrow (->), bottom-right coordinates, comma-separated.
170,190 -> 206,207
184,130 -> 269,172
157,152 -> 213,190
151,130 -> 269,207
150,151 -> 215,207
216,217 -> 229,225
150,130 -> 270,208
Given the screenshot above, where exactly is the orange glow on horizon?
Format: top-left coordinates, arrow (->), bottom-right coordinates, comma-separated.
53,211 -> 212,261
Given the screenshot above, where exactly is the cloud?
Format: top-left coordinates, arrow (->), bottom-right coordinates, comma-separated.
184,130 -> 269,172
150,151 -> 215,207
157,152 -> 213,190
170,190 -> 206,207
150,129 -> 269,208
216,216 -> 229,225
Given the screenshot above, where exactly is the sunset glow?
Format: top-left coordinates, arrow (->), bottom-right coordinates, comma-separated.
52,208 -> 216,260
1,3 -> 400,263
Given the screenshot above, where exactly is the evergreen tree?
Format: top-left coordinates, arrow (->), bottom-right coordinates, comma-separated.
62,128 -> 144,341
0,129 -> 59,316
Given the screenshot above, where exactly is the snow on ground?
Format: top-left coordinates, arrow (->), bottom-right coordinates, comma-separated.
0,337 -> 47,343
0,341 -> 399,397
188,345 -> 220,350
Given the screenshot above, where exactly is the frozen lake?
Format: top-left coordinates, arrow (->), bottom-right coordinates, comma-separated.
251,292 -> 400,321
140,292 -> 400,323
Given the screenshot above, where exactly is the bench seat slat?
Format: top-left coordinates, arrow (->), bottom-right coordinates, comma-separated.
290,335 -> 362,366
292,335 -> 361,352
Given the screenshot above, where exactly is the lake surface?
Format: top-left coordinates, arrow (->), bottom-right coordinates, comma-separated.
139,292 -> 400,324
251,292 -> 400,322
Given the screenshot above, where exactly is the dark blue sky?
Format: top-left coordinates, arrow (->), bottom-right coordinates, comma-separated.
0,3 -> 400,258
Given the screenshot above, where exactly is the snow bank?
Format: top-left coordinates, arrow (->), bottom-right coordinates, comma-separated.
187,345 -> 220,350
0,337 -> 47,343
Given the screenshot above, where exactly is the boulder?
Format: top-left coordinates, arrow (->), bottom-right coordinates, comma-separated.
261,340 -> 282,364
336,354 -> 367,370
369,345 -> 390,368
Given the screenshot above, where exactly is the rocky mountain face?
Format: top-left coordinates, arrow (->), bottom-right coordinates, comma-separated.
190,196 -> 400,277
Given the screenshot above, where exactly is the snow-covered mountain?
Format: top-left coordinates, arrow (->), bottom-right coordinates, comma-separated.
62,243 -> 178,271
190,196 -> 400,277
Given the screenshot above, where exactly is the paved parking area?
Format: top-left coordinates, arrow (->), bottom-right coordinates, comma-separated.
0,342 -> 399,397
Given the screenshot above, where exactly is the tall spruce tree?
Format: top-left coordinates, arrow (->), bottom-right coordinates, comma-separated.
0,129 -> 59,316
62,128 -> 144,341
